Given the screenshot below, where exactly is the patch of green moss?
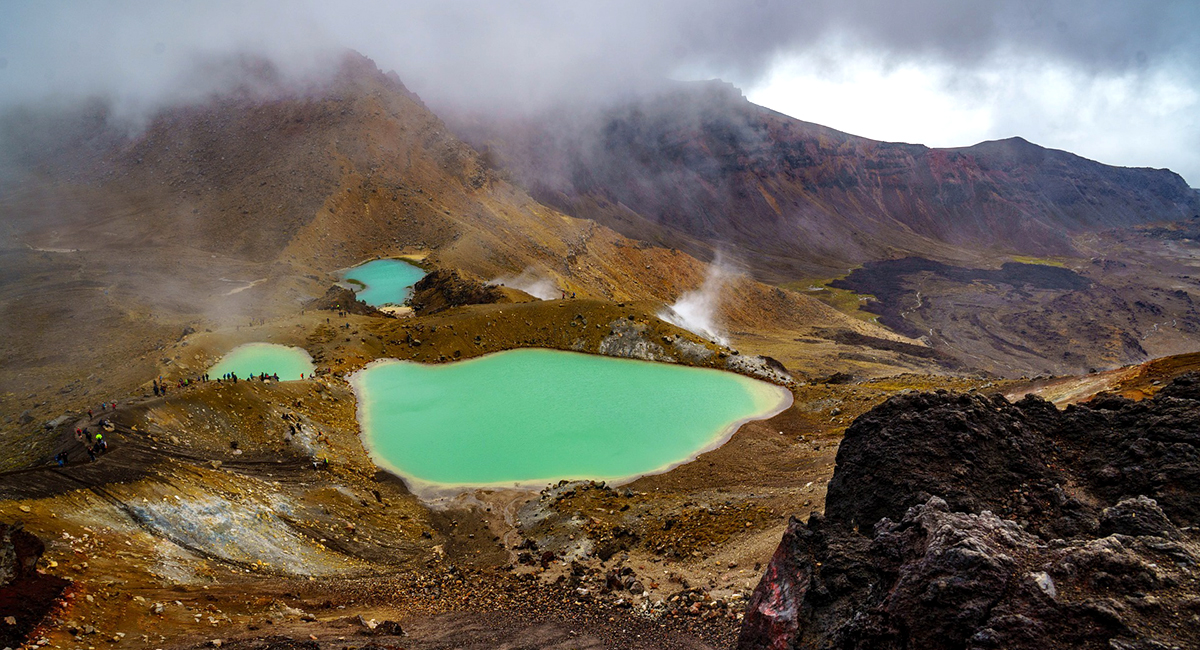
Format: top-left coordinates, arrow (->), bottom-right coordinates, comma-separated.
781,278 -> 879,323
1008,255 -> 1069,268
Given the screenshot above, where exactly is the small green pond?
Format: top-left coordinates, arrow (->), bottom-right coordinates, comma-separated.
350,348 -> 790,491
342,259 -> 425,307
209,343 -> 315,381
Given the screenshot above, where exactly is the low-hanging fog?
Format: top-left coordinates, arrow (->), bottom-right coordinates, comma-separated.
1,0 -> 1198,183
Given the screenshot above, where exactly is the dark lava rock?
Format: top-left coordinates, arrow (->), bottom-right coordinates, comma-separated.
304,285 -> 389,317
0,523 -> 71,648
408,269 -> 502,316
225,636 -> 320,650
830,258 -> 1094,338
819,371 -> 855,385
820,327 -> 961,368
1100,496 -> 1181,540
740,373 -> 1200,650
370,620 -> 405,636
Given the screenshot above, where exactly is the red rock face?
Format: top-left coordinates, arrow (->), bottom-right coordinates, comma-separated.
737,519 -> 807,650
453,81 -> 1200,277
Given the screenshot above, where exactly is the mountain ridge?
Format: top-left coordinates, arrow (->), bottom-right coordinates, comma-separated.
449,81 -> 1200,279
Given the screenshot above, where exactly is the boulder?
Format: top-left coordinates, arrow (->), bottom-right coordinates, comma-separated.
740,373 -> 1200,650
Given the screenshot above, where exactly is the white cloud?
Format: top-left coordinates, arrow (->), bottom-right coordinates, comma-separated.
745,43 -> 1200,185
744,46 -> 993,147
0,1 -> 1196,185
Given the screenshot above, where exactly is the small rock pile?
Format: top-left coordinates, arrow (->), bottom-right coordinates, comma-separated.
304,286 -> 388,317
408,269 -> 502,316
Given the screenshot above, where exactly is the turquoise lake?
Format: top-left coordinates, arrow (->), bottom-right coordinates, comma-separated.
209,343 -> 315,381
342,259 -> 426,306
350,349 -> 791,491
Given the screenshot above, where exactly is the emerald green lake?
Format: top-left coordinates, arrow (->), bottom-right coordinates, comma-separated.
210,343 -> 315,381
342,259 -> 425,306
350,349 -> 791,491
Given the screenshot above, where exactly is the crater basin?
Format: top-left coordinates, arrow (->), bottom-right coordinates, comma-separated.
341,259 -> 425,307
350,348 -> 791,493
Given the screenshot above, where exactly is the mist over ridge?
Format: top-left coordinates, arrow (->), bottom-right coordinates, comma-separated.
1,1 -> 1198,181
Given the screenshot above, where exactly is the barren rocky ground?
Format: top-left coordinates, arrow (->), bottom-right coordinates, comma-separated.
0,290 -> 992,648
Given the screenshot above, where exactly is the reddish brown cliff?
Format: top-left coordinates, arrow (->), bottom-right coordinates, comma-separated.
454,81 -> 1200,278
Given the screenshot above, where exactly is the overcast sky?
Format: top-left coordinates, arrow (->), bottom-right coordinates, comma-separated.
1,0 -> 1197,184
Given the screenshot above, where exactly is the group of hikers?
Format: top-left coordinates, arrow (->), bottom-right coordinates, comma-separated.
58,401 -> 117,467
151,369 -> 319,400
212,371 -> 283,383
69,426 -> 107,463
86,401 -> 117,419
153,374 -> 215,396
151,371 -> 287,396
56,365 -> 320,469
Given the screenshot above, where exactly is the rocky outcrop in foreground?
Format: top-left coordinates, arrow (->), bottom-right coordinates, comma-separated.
740,375 -> 1200,649
0,523 -> 70,648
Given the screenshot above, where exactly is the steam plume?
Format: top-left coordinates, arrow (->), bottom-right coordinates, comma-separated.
489,268 -> 558,301
659,256 -> 731,346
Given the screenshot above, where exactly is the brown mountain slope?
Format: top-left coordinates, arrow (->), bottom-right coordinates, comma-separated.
449,81 -> 1200,280
0,53 -> 931,445
2,55 -> 883,315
